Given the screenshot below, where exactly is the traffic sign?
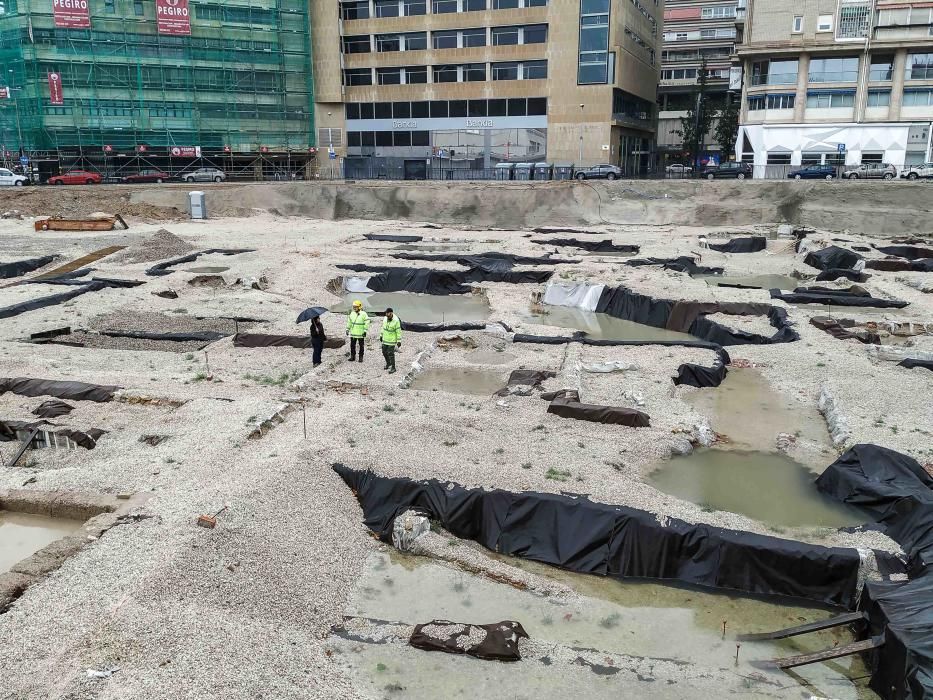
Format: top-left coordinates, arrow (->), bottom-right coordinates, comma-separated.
837,143 -> 846,153
19,155 -> 28,165
103,144 -> 113,153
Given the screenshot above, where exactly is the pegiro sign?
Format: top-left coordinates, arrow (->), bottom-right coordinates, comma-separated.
157,0 -> 191,36
53,0 -> 91,29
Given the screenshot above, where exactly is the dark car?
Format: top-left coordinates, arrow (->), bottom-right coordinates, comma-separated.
787,164 -> 837,180
701,162 -> 752,180
122,169 -> 169,184
574,164 -> 623,180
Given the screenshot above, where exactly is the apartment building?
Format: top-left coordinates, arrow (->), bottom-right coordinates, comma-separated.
310,0 -> 662,178
734,0 -> 933,171
658,0 -> 737,166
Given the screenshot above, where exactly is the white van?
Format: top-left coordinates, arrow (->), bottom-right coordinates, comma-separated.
0,168 -> 29,186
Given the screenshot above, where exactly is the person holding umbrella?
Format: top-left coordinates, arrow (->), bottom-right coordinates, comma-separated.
296,307 -> 329,367
380,307 -> 402,374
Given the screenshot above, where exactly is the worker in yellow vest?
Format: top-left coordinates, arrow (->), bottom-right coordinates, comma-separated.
380,307 -> 402,374
346,300 -> 370,363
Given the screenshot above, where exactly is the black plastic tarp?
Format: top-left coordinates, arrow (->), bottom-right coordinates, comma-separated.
0,255 -> 57,280
875,245 -> 933,260
337,264 -> 551,294
547,395 -> 650,427
99,330 -> 228,343
866,258 -> 933,272
0,419 -> 106,449
804,246 -> 864,271
707,237 -> 767,254
0,378 -> 120,402
401,321 -> 487,333
899,358 -> 933,372
626,257 -> 724,276
145,249 -> 254,276
410,620 -> 529,662
529,238 -> 640,254
0,279 -> 143,320
770,288 -> 908,309
393,252 -> 575,266
810,317 -> 879,344
364,233 -> 423,243
32,400 -> 75,418
232,333 -> 345,349
816,268 -> 870,283
532,227 -> 600,235
335,465 -> 865,608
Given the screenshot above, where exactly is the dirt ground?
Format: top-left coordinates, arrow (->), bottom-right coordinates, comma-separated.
0,184 -> 931,698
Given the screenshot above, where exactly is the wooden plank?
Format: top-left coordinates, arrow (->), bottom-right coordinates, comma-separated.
764,636 -> 883,670
737,611 -> 866,641
32,246 -> 126,279
7,427 -> 41,467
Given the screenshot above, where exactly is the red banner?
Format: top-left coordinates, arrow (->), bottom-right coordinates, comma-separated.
48,72 -> 64,106
157,0 -> 191,36
0,87 -> 10,99
53,0 -> 91,29
170,146 -> 201,158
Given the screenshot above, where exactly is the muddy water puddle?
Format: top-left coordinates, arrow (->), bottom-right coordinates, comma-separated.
333,550 -> 877,699
185,266 -> 230,273
0,512 -> 82,573
648,450 -> 868,528
523,305 -> 698,342
465,349 -> 517,365
333,292 -> 490,325
409,368 -> 507,395
698,274 -> 799,290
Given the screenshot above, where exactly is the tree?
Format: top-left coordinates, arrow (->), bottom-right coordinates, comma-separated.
674,58 -> 715,167
715,98 -> 741,161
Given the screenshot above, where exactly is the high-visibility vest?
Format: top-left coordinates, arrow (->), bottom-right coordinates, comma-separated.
347,310 -> 370,338
381,316 -> 402,345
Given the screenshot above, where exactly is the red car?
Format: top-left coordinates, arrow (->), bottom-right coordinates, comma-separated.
122,169 -> 169,184
48,170 -> 102,185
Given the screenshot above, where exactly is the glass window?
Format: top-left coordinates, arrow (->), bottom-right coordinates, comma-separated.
907,53 -> 933,80
904,89 -> 933,106
468,100 -> 487,117
433,0 -> 458,12
817,14 -> 833,31
377,67 -> 402,85
806,91 -> 855,108
376,34 -> 401,52
343,35 -> 371,54
870,56 -> 894,81
342,1 -> 370,20
392,103 -> 410,119
578,0 -> 609,85
404,0 -> 427,15
375,0 -> 400,17
867,90 -> 891,107
809,57 -> 859,83
375,102 -> 392,119
507,98 -> 527,116
488,98 -> 507,116
344,68 -> 373,86
348,132 -> 362,147
464,0 -> 486,8
361,131 -> 376,146
523,60 -> 548,79
767,152 -> 792,165
581,0 -> 609,12
433,65 -> 459,83
493,0 -> 519,7
430,101 -> 449,117
524,24 -> 547,43
376,131 -> 393,146
134,0 -> 145,15
406,66 -> 429,83
360,103 -> 375,119
412,101 -> 429,118
412,131 -> 430,146
792,15 -> 803,32
527,97 -> 547,115
463,63 -> 486,81
766,94 -> 795,109
462,28 -> 487,47
394,131 -> 412,146
405,32 -> 428,50
449,100 -> 468,117
838,3 -> 870,38
748,95 -> 765,111
492,26 -> 520,45
751,59 -> 798,86
346,103 -> 361,120
433,30 -> 458,49
493,62 -> 519,80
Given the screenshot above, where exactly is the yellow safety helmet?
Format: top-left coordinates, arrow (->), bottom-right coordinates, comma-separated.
352,300 -> 363,309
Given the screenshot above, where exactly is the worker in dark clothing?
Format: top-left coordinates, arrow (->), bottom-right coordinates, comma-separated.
309,316 -> 326,367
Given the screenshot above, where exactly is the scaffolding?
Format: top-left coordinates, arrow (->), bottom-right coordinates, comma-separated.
0,0 -> 316,180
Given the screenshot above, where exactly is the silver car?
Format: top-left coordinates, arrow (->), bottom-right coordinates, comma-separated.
843,163 -> 897,180
181,167 -> 226,183
900,162 -> 933,180
574,164 -> 623,180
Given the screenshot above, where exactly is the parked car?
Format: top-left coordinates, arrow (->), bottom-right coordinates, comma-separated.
843,163 -> 897,180
900,163 -> 933,180
574,164 -> 623,180
181,167 -> 226,183
48,170 -> 102,185
787,164 -> 837,180
665,163 -> 693,175
122,169 -> 169,184
0,167 -> 29,186
700,162 -> 752,180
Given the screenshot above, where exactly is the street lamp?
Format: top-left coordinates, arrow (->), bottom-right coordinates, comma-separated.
578,103 -> 584,166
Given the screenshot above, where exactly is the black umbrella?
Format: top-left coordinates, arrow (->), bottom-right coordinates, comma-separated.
296,307 -> 328,324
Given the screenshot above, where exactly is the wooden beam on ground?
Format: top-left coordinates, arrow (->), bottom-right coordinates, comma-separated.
763,636 -> 883,670
737,611 -> 866,641
7,427 -> 40,467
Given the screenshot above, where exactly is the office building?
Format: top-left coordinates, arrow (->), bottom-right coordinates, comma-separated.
310,0 -> 662,178
657,0 -> 737,166
0,0 -> 315,179
734,0 -> 933,172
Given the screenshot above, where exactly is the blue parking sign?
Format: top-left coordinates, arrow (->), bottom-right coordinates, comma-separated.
837,143 -> 846,153
19,155 -> 28,165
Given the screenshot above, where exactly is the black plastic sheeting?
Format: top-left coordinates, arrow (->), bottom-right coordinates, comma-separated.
626,256 -> 724,276
875,245 -> 933,260
99,329 -> 228,343
547,393 -> 650,427
529,238 -> 640,254
707,237 -> 767,254
402,321 -> 487,333
532,227 -> 601,235
410,620 -> 529,662
337,264 -> 552,294
770,287 -> 909,309
145,249 -> 255,276
0,419 -> 106,449
804,246 -> 864,271
393,251 -> 576,266
493,369 -> 556,397
0,279 -> 145,320
816,268 -> 870,283
31,400 -> 75,418
899,358 -> 933,372
23,268 -> 94,285
0,255 -> 57,279
866,258 -> 933,273
364,233 -> 422,243
232,333 -> 345,350
0,377 -> 120,402
810,317 -> 879,344
334,464 -> 867,608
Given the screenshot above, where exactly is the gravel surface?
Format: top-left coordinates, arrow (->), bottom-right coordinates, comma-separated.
113,228 -> 196,264
0,210 -> 928,699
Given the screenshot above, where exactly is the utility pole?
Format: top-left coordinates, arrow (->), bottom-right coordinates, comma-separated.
692,92 -> 703,172
578,103 -> 584,165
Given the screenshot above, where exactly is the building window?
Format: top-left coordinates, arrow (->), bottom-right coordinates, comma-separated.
809,57 -> 859,83
377,32 -> 428,52
748,95 -> 765,111
433,0 -> 458,10
702,6 -> 735,19
806,91 -> 856,108
134,0 -> 145,16
344,69 -> 373,86
342,35 -> 371,54
578,0 -> 610,85
870,56 -> 894,81
433,65 -> 459,83
837,1 -> 870,39
492,62 -> 520,80
405,0 -> 427,15
406,66 -> 428,83
375,0 -> 400,17
494,0 -> 519,7
766,94 -> 795,109
907,53 -> 933,80
767,152 -> 792,165
463,63 -> 486,81
523,59 -> 548,79
104,0 -> 116,12
433,30 -> 459,49
751,59 -> 798,86
792,16 -> 803,33
377,67 -> 402,85
462,28 -> 487,47
465,0 -> 487,9
341,1 -> 370,20
817,14 -> 833,31
903,89 -> 933,107
867,90 -> 891,107
492,26 -> 520,45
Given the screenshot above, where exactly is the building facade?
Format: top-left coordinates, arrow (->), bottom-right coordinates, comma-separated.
0,0 -> 315,180
311,0 -> 662,178
734,0 -> 933,175
657,0 -> 737,166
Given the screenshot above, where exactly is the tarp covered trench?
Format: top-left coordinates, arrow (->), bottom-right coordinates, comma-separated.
393,251 -> 577,266
0,378 -> 120,402
0,255 -> 58,280
771,287 -> 908,309
529,238 -> 640,254
706,237 -> 767,254
804,246 -> 865,271
0,419 -> 106,449
233,333 -> 345,350
145,249 -> 255,276
625,256 -> 724,276
336,264 -> 552,294
0,278 -> 145,320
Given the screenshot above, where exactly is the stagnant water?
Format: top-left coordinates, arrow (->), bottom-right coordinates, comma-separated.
523,304 -> 698,342
697,274 -> 800,291
391,243 -> 471,252
333,292 -> 490,325
0,511 -> 82,573
647,450 -> 868,528
409,368 -> 507,396
330,550 -> 877,699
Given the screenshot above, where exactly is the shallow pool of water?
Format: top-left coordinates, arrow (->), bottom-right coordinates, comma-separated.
409,368 -> 507,396
335,550 -> 877,699
0,512 -> 82,573
465,349 -> 517,365
697,274 -> 799,291
185,266 -> 230,274
648,450 -> 868,528
523,305 -> 698,342
391,243 -> 471,252
332,292 -> 491,325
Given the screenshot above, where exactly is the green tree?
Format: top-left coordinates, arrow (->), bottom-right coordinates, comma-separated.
674,59 -> 715,167
715,98 -> 741,161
